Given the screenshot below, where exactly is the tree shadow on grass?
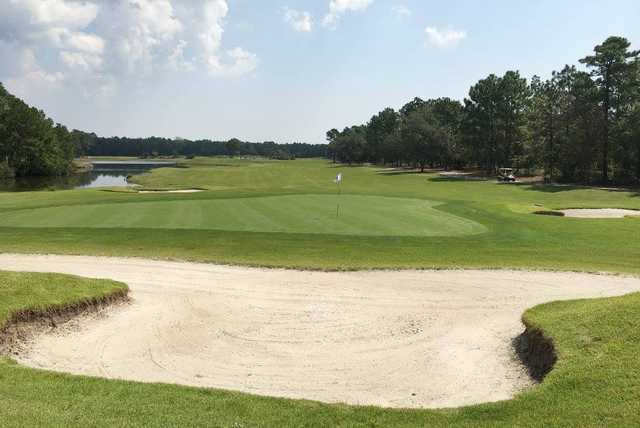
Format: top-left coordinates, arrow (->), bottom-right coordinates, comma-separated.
375,166 -> 447,176
523,184 -> 584,193
377,170 -> 429,176
525,183 -> 640,196
328,164 -> 369,169
428,176 -> 490,183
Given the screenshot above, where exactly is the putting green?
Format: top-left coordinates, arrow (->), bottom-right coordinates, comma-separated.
0,195 -> 486,237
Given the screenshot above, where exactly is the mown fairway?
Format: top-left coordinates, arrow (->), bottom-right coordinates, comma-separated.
0,158 -> 638,271
0,195 -> 486,237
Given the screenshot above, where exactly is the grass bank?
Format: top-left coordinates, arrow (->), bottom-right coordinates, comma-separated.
0,271 -> 127,355
1,270 -> 639,426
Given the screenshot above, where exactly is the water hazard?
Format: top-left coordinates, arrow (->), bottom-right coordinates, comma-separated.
0,160 -> 176,192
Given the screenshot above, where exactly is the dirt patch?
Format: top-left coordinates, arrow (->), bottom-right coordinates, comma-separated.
514,327 -> 557,381
1,254 -> 639,409
560,208 -> 640,218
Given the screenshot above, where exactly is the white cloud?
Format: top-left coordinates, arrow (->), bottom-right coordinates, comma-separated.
199,0 -> 228,59
199,0 -> 257,77
3,46 -> 65,97
0,0 -> 99,47
205,47 -> 257,78
168,39 -> 194,72
133,0 -> 183,37
425,26 -> 467,48
323,0 -> 374,28
0,0 -> 257,98
65,32 -> 105,54
96,0 -> 184,75
283,7 -> 313,32
60,51 -> 103,71
18,0 -> 99,29
391,5 -> 411,18
219,47 -> 258,78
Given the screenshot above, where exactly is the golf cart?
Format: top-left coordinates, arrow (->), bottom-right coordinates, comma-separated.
497,168 -> 517,183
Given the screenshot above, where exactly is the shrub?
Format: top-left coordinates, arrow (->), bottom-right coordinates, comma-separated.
0,159 -> 15,179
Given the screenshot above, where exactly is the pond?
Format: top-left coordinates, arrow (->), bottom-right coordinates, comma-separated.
0,160 -> 176,192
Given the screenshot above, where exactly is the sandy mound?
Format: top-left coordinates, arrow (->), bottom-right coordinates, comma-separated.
438,171 -> 487,181
560,208 -> 640,218
1,254 -> 639,409
138,189 -> 204,194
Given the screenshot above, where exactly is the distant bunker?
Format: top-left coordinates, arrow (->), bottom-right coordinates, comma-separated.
557,208 -> 640,219
137,189 -> 204,194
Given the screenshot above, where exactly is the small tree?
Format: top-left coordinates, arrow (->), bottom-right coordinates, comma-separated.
366,108 -> 399,164
225,138 -> 242,157
402,107 -> 449,172
334,127 -> 366,165
326,128 -> 339,163
529,75 -> 563,181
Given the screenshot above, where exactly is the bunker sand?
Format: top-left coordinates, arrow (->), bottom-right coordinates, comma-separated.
1,254 -> 639,409
560,208 -> 640,218
137,189 -> 204,193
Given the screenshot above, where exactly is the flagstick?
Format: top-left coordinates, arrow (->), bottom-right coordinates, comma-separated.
336,181 -> 341,217
335,173 -> 342,217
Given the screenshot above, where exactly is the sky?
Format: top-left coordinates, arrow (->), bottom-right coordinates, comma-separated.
1,1 -> 639,144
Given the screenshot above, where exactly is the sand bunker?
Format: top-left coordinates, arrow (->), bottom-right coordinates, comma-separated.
560,208 -> 640,218
138,189 -> 204,194
1,254 -> 639,409
438,171 -> 487,181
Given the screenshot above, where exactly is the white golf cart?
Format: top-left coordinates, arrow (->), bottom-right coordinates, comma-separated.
497,168 -> 517,183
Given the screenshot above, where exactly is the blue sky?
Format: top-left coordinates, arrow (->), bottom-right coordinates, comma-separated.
1,0 -> 639,143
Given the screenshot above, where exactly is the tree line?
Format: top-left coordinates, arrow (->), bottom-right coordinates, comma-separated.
327,36 -> 640,184
0,83 -> 327,178
75,133 -> 327,160
0,83 -> 75,178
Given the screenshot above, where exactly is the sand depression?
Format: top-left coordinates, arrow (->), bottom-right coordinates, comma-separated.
1,254 -> 639,409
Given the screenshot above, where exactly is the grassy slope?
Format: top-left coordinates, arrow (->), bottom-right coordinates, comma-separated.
1,270 -> 639,427
0,271 -> 126,323
0,158 -> 638,272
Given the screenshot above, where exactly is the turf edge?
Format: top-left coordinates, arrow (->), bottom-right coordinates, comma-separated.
0,282 -> 129,356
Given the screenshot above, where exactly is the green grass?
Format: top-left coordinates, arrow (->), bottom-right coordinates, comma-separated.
0,271 -> 127,323
2,269 -> 640,427
0,158 -> 638,271
0,195 -> 486,237
2,158 -> 640,426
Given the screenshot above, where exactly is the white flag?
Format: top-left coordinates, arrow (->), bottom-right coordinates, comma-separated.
335,173 -> 342,184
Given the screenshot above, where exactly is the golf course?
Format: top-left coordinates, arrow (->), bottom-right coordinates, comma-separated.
1,3 -> 640,424
2,158 -> 640,426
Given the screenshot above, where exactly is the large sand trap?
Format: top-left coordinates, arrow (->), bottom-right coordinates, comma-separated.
1,254 -> 640,409
560,208 -> 640,218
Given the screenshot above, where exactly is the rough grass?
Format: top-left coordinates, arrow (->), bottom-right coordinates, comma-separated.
0,271 -> 127,326
1,270 -> 640,427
